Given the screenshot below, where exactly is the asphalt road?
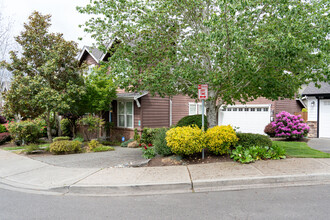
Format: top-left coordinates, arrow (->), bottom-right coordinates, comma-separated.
1,184 -> 330,220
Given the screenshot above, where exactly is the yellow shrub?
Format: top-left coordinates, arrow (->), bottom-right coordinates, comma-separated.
49,140 -> 82,155
166,125 -> 205,156
88,139 -> 101,151
205,125 -> 238,155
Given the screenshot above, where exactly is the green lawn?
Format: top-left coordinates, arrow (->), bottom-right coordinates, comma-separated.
3,146 -> 26,151
3,143 -> 50,151
273,141 -> 330,158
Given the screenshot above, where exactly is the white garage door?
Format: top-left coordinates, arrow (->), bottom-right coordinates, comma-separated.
218,105 -> 271,134
319,100 -> 330,138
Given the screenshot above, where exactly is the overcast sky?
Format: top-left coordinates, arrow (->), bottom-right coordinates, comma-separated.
0,0 -> 95,49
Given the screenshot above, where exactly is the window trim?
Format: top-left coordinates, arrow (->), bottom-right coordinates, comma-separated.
117,100 -> 134,129
189,102 -> 205,115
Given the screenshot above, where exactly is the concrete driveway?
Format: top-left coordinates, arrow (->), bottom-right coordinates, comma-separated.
307,138 -> 330,153
27,146 -> 148,168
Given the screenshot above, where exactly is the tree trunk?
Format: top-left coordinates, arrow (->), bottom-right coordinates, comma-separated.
56,112 -> 62,137
46,111 -> 52,141
206,99 -> 218,128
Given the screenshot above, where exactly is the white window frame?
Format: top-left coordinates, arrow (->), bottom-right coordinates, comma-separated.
117,100 -> 134,128
189,102 -> 204,115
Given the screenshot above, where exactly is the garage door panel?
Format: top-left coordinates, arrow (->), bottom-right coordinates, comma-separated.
219,106 -> 270,134
319,100 -> 330,138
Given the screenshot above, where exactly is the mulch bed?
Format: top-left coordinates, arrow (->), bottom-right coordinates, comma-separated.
148,152 -> 232,167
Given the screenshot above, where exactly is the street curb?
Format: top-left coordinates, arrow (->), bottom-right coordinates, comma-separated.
0,177 -> 69,195
192,173 -> 330,192
2,173 -> 330,196
68,182 -> 193,196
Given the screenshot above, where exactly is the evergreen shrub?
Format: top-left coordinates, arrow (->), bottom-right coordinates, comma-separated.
236,133 -> 272,149
176,114 -> 208,130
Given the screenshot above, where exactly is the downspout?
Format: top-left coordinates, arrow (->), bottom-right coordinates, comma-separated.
170,99 -> 173,126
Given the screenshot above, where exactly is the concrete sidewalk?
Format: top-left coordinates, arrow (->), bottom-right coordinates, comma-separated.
1,149 -> 330,196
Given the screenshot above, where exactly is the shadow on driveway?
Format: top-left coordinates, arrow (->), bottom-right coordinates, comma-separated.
28,146 -> 148,168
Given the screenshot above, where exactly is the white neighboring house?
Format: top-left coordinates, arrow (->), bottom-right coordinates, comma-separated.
0,68 -> 11,112
302,82 -> 330,138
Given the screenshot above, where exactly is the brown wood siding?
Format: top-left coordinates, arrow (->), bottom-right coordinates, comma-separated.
172,95 -> 196,125
141,94 -> 170,128
274,99 -> 303,115
111,100 -> 118,126
80,52 -> 98,65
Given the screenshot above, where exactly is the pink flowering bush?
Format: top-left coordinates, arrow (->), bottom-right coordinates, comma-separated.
272,111 -> 309,139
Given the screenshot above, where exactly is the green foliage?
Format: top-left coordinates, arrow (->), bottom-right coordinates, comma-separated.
141,128 -> 157,145
88,139 -> 101,151
0,132 -> 11,145
2,11 -> 86,141
92,145 -> 115,152
231,145 -> 286,164
134,128 -> 140,143
120,139 -> 134,147
153,127 -> 172,156
78,115 -> 105,140
166,126 -> 205,156
49,140 -> 82,154
176,115 -> 208,130
7,120 -> 43,144
205,125 -> 238,155
0,124 -> 7,133
81,69 -> 117,114
88,139 -> 115,152
264,123 -> 276,137
302,108 -> 308,113
60,118 -> 72,137
78,1 -> 329,128
73,136 -> 84,142
141,146 -> 156,159
53,136 -> 71,142
236,133 -> 272,149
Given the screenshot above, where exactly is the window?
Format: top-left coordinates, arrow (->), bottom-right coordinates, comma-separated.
227,108 -> 232,111
250,108 -> 255,111
117,101 -> 134,128
244,108 -> 249,111
189,103 -> 204,115
189,103 -> 197,115
233,108 -> 237,111
257,108 -> 262,112
263,108 -> 269,112
239,108 -> 243,111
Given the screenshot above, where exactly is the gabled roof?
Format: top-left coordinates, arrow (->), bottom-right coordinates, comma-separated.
302,82 -> 330,96
78,39 -> 116,64
78,46 -> 103,63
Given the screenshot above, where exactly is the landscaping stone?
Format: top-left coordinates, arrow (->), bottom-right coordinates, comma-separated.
127,140 -> 138,148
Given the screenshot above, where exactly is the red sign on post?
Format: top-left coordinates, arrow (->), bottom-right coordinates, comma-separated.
198,84 -> 208,100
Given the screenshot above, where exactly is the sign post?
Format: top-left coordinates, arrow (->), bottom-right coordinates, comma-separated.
198,84 -> 208,160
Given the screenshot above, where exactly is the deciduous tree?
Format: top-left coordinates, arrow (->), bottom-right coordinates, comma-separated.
2,11 -> 85,140
78,0 -> 329,127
